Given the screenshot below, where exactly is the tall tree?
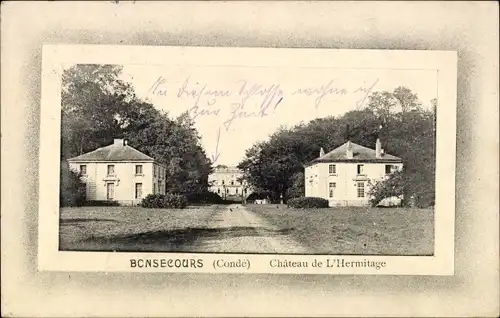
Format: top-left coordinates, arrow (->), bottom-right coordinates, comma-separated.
61,64 -> 212,196
393,86 -> 423,112
239,87 -> 437,207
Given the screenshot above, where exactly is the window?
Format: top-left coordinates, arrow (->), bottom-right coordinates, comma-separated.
357,164 -> 364,175
107,165 -> 115,176
385,165 -> 392,174
217,188 -> 221,194
236,188 -> 239,194
329,182 -> 336,198
153,165 -> 157,177
153,182 -> 157,194
135,165 -> 143,175
231,181 -> 234,185
244,189 -> 247,194
80,165 -> 87,175
226,188 -> 229,193
222,180 -> 225,185
135,183 -> 143,199
329,164 -> 336,174
357,182 -> 365,198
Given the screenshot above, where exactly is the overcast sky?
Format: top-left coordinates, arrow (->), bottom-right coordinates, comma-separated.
120,65 -> 437,166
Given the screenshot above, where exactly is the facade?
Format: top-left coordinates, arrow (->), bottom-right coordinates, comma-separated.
67,139 -> 167,205
304,139 -> 403,207
208,166 -> 252,201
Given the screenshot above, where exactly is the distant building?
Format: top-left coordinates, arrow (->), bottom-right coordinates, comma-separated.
208,166 -> 252,201
67,139 -> 166,205
304,139 -> 403,207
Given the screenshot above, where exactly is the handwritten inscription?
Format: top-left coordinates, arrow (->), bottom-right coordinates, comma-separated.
148,76 -> 168,96
292,79 -> 347,108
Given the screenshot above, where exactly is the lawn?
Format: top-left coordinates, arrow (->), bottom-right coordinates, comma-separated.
247,204 -> 434,255
59,205 -> 220,252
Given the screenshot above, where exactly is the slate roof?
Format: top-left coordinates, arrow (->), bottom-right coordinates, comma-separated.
67,142 -> 154,162
306,141 -> 403,166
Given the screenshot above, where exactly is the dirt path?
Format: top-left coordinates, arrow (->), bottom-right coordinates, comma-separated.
196,204 -> 309,253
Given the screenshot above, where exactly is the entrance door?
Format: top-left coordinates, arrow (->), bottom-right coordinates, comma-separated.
107,183 -> 115,200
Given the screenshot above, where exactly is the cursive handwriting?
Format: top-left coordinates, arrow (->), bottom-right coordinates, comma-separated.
353,78 -> 379,109
222,97 -> 283,132
148,76 -> 168,96
292,80 -> 348,108
178,77 -> 227,120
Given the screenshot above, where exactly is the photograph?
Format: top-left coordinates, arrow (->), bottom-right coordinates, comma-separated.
57,58 -> 437,256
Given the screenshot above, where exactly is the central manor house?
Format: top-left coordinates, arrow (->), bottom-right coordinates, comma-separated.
304,139 -> 403,207
67,139 -> 167,205
208,166 -> 252,201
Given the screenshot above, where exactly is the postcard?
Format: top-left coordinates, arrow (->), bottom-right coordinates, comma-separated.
38,45 -> 457,274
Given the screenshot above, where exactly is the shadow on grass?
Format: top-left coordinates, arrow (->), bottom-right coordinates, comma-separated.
60,218 -> 120,224
60,226 -> 295,252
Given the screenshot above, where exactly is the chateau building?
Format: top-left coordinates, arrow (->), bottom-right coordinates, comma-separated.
208,166 -> 252,201
67,139 -> 166,205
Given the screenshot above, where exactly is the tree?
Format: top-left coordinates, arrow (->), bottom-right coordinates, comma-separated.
239,86 -> 437,207
393,86 -> 422,112
60,161 -> 86,207
286,171 -> 305,199
366,91 -> 399,120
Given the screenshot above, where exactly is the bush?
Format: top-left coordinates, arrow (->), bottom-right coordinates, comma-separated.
247,191 -> 272,202
185,191 -> 224,204
287,197 -> 329,208
141,193 -> 188,209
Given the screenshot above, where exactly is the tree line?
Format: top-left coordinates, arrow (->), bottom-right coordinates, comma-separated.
238,87 -> 437,207
60,64 -> 213,205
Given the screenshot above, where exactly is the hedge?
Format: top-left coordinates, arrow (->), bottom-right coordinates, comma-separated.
83,200 -> 120,207
287,197 -> 329,209
185,191 -> 224,204
141,193 -> 188,209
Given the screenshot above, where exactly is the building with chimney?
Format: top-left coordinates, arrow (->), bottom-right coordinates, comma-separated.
67,139 -> 167,205
208,166 -> 252,202
304,139 -> 403,207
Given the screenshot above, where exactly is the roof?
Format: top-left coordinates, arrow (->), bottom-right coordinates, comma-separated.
67,142 -> 154,162
306,141 -> 403,166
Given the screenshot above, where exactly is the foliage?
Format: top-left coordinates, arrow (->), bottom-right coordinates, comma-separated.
246,191 -> 273,202
185,191 -> 224,204
238,87 -> 436,208
61,65 -> 212,195
367,170 -> 406,207
141,193 -> 188,209
287,197 -> 329,209
286,172 -> 305,199
60,161 -> 86,207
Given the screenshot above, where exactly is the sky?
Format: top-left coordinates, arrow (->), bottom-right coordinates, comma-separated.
120,65 -> 437,166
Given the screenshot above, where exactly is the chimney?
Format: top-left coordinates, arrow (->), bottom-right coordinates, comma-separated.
319,147 -> 325,157
375,138 -> 382,158
346,141 -> 353,159
113,139 -> 124,146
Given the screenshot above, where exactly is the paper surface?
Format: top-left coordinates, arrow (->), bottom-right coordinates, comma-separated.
38,45 -> 457,275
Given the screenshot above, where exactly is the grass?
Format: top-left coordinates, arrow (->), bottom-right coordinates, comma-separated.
59,204 -> 434,255
59,205 -> 219,252
246,204 -> 434,255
